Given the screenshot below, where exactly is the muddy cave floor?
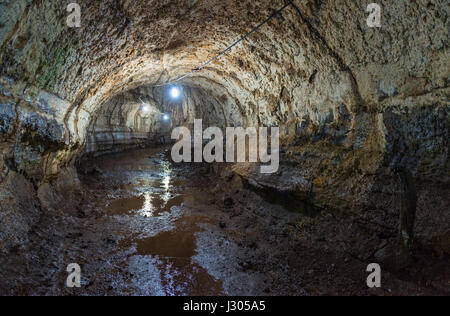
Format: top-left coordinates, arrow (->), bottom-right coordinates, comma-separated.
0,146 -> 449,296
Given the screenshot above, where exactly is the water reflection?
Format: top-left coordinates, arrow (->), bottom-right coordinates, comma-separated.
81,147 -> 224,295
136,163 -> 173,218
162,175 -> 171,191
139,193 -> 154,217
161,161 -> 172,205
161,175 -> 172,203
119,219 -> 224,296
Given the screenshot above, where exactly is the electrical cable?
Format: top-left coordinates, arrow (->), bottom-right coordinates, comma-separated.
152,1 -> 294,87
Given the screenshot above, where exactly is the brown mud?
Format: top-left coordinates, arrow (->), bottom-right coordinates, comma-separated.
0,146 -> 448,296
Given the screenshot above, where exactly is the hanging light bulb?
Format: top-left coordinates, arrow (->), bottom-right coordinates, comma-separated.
163,114 -> 170,121
169,86 -> 181,99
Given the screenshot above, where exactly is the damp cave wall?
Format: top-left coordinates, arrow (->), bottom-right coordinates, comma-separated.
0,0 -> 448,255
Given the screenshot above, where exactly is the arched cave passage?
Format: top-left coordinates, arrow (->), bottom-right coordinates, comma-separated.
82,82 -> 241,158
0,0 -> 448,296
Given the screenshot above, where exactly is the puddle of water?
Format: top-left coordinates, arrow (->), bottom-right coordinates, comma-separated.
107,194 -> 185,217
83,147 -> 224,295
121,229 -> 223,296
107,196 -> 145,215
159,258 -> 224,296
137,193 -> 185,217
134,230 -> 196,258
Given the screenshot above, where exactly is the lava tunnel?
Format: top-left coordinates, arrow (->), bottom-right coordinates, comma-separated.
0,0 -> 449,297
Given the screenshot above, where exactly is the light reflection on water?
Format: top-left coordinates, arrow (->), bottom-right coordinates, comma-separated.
139,193 -> 154,217
162,175 -> 171,191
136,163 -> 173,218
161,163 -> 172,205
88,148 -> 224,295
161,175 -> 172,204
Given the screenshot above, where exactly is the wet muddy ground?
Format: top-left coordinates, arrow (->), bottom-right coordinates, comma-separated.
0,147 -> 448,296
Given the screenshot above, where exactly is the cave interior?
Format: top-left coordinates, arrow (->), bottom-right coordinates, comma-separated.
0,0 -> 448,296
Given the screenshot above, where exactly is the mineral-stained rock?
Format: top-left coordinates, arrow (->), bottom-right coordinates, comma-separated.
0,0 -> 448,258
0,100 -> 15,136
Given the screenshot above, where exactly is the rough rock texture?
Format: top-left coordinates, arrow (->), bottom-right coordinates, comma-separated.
0,0 -> 449,260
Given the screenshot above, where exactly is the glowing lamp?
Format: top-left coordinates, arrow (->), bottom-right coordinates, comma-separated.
170,86 -> 181,99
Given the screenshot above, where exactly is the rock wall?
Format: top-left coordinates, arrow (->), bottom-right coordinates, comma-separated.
84,94 -> 153,157
0,0 -> 448,254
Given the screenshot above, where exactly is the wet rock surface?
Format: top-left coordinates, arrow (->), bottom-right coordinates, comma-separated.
0,147 -> 448,296
0,0 -> 448,296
